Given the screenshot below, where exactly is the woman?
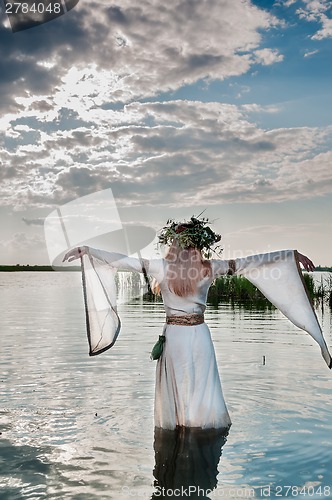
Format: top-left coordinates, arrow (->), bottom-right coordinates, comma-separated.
63,216 -> 331,430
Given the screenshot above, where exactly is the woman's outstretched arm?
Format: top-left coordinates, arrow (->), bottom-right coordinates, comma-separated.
63,245 -> 145,272
211,250 -> 315,278
213,249 -> 331,368
62,245 -> 163,278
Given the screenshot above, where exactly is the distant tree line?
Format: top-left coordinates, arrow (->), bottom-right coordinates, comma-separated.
0,265 -> 79,272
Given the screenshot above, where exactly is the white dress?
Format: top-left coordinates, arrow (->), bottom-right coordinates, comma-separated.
153,260 -> 232,430
81,248 -> 332,430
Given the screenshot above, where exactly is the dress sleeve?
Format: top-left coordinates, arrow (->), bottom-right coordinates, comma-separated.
88,247 -> 146,273
225,249 -> 331,369
87,247 -> 163,279
80,247 -> 163,356
211,259 -> 231,277
81,252 -> 120,356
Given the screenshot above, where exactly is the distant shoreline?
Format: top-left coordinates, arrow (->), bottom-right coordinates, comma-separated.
0,265 -> 80,272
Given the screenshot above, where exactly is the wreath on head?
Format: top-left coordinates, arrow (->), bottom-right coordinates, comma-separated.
158,214 -> 222,259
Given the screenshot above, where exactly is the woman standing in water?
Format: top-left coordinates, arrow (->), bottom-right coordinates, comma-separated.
63,216 -> 331,430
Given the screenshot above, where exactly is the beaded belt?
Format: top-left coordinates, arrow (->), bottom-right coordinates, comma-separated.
166,314 -> 204,326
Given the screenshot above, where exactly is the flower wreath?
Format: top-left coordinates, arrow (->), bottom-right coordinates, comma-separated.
158,215 -> 222,259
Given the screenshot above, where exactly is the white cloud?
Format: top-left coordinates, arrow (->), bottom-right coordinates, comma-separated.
241,103 -> 281,114
1,99 -> 331,209
302,0 -> 329,13
0,0 -> 283,120
0,0 -> 289,214
296,0 -> 332,39
13,125 -> 32,132
253,48 -> 284,65
304,49 -> 319,57
311,14 -> 332,39
0,1 -> 330,214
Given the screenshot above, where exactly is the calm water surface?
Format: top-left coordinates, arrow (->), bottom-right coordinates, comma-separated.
0,272 -> 332,499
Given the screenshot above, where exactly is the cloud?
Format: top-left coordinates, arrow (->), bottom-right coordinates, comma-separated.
284,0 -> 297,6
1,99 -> 331,209
253,48 -> 284,65
311,14 -> 332,40
0,0 -> 283,118
0,0 -> 289,211
240,103 -> 281,114
303,49 -> 319,57
0,1 -> 330,214
295,0 -> 332,39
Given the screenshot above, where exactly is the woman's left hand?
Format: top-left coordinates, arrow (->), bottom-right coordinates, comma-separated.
297,252 -> 315,272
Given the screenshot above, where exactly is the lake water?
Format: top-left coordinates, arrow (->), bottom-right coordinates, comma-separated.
0,272 -> 332,499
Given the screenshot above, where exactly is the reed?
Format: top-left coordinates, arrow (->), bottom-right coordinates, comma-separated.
304,273 -> 332,309
142,271 -> 332,309
207,275 -> 273,309
207,273 -> 332,309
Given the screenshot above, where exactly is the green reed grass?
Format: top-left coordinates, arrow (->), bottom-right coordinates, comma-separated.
141,271 -> 332,309
305,273 -> 332,309
207,275 -> 273,309
207,273 -> 332,309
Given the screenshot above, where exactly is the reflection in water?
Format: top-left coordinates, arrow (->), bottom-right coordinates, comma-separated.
152,426 -> 229,499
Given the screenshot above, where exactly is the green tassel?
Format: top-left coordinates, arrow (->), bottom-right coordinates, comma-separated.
150,335 -> 166,360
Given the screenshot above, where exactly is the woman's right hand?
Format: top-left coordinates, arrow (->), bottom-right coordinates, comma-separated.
62,246 -> 88,263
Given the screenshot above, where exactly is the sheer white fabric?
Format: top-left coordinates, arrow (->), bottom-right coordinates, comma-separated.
81,247 -> 331,430
234,250 -> 331,369
81,254 -> 120,356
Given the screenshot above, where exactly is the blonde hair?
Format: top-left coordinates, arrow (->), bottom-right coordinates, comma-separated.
162,240 -> 212,297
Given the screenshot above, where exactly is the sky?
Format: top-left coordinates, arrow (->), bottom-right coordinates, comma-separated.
0,0 -> 331,265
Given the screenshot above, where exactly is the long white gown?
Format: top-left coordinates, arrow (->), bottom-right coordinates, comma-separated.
80,248 -> 332,430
